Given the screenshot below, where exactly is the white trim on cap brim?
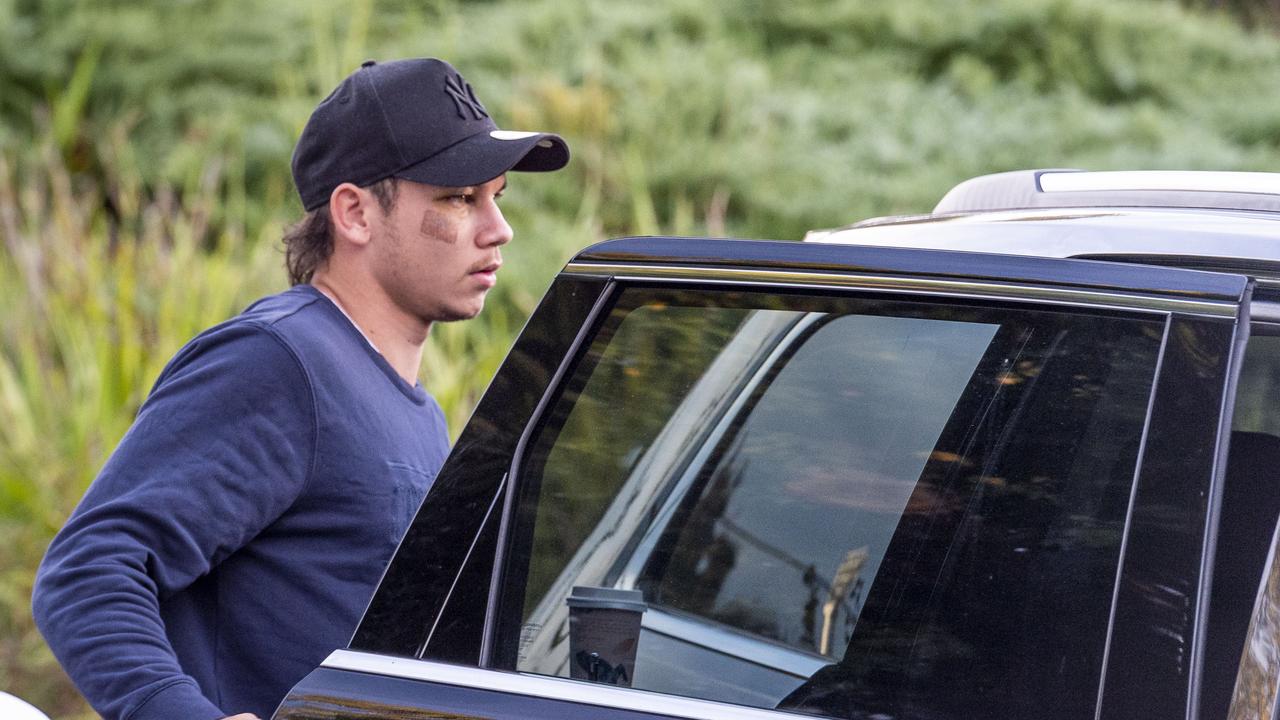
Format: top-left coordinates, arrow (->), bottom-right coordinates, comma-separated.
492,130 -> 556,148
490,130 -> 540,140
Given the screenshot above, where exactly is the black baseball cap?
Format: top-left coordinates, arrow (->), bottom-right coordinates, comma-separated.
292,58 -> 570,211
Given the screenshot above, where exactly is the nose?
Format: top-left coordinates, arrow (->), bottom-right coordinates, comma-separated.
478,199 -> 513,248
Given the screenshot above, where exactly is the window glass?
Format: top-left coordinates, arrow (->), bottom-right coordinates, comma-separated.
1203,327 -> 1280,719
638,314 -> 997,659
1233,332 -> 1280,435
521,302 -> 753,613
500,288 -> 1163,720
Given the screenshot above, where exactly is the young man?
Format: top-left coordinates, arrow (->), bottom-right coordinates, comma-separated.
32,58 -> 568,720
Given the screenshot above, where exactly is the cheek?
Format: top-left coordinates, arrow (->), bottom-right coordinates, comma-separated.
418,209 -> 459,245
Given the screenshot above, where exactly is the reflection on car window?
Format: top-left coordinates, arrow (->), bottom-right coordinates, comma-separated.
1202,329 -> 1280,719
1233,333 -> 1280,435
500,288 -> 1163,720
519,303 -> 753,616
639,314 -> 997,660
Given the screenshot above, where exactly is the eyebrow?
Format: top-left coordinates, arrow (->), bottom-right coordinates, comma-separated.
459,178 -> 507,194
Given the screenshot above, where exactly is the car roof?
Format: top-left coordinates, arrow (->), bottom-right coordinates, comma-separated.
810,170 -> 1280,286
571,236 -> 1248,305
931,170 -> 1280,214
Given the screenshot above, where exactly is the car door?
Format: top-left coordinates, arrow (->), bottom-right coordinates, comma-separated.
274,237 -> 1252,720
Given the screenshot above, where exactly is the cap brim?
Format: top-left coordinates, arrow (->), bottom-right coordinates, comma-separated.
394,130 -> 569,187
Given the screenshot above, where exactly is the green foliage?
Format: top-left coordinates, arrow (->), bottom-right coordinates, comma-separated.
1182,0 -> 1280,29
3,0 -> 1280,714
0,131 -> 282,718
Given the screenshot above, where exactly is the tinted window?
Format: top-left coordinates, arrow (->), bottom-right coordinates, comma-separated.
638,314 -> 997,659
1233,332 -> 1280,435
521,303 -> 752,614
499,288 -> 1163,720
1202,328 -> 1280,720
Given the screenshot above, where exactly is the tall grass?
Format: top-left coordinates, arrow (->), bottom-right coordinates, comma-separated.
0,126 -> 284,717
5,0 -> 1280,715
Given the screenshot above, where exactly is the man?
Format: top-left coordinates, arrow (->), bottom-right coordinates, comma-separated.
32,58 -> 568,720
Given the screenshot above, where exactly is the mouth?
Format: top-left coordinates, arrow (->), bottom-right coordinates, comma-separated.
470,261 -> 501,288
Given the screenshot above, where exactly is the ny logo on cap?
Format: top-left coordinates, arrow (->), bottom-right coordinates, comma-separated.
444,73 -> 489,121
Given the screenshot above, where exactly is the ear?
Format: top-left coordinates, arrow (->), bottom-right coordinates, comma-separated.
328,182 -> 378,248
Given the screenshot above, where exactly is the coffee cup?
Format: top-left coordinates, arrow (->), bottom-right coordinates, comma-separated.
566,586 -> 646,687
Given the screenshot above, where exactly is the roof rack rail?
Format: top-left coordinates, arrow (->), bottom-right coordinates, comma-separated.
933,169 -> 1280,214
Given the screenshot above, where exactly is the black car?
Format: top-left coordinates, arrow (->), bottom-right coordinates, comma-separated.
274,170 -> 1280,720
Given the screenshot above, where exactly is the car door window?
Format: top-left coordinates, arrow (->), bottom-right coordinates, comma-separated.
1204,326 -> 1280,719
1232,331 -> 1280,436
634,313 -> 997,660
497,287 -> 1164,720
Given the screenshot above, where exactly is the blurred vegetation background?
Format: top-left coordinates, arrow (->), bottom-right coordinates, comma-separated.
3,0 -> 1280,715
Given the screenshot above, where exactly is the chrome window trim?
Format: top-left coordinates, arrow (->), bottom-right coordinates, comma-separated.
1250,301 -> 1280,324
322,649 -> 818,720
642,607 -> 829,679
563,263 -> 1237,318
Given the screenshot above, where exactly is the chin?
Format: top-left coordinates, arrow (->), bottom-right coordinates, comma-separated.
432,303 -> 485,324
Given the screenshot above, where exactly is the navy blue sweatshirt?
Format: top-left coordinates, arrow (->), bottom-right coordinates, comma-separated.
32,285 -> 450,720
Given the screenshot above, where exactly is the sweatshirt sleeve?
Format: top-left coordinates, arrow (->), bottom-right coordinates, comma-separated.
31,323 -> 316,720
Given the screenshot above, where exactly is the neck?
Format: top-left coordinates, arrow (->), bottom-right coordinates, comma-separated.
309,274 -> 430,385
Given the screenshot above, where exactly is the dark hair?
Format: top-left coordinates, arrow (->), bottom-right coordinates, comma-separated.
282,178 -> 400,285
